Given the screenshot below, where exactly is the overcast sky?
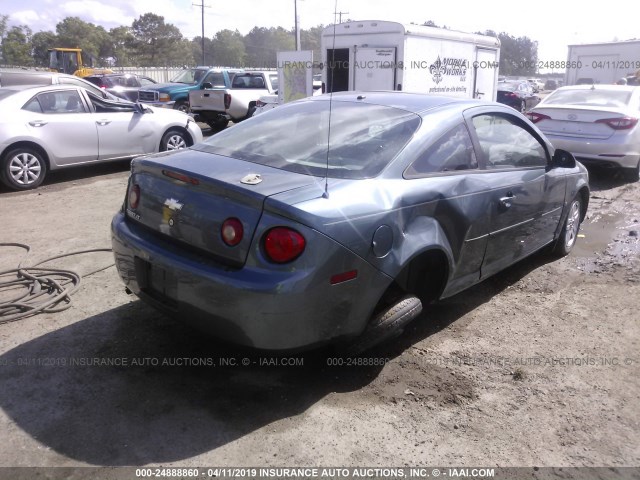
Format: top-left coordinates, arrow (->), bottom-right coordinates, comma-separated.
3,0 -> 637,71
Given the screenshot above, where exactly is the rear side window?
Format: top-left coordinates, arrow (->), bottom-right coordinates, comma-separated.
23,90 -> 86,114
471,114 -> 546,169
405,124 -> 477,177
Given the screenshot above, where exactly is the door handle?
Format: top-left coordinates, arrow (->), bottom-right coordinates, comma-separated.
499,192 -> 516,210
203,93 -> 209,97
96,120 -> 111,126
29,120 -> 47,127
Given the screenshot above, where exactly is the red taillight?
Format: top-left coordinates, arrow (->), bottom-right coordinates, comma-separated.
528,112 -> 551,124
128,184 -> 140,209
595,117 -> 638,130
224,93 -> 231,110
263,227 -> 306,263
221,218 -> 244,246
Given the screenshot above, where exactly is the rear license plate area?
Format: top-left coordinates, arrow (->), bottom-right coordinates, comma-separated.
135,257 -> 178,307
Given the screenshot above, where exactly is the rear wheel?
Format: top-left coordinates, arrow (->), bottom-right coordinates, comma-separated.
1,147 -> 47,190
623,160 -> 640,182
553,196 -> 582,256
160,130 -> 188,151
343,295 -> 422,355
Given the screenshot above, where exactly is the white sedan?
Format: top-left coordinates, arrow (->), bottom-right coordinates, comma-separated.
0,84 -> 203,190
528,85 -> 640,181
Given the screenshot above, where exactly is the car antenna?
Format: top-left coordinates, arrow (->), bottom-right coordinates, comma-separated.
323,0 -> 340,199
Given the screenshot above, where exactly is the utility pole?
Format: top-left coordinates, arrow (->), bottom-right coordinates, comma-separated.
294,0 -> 301,50
334,10 -> 349,24
193,0 -> 211,65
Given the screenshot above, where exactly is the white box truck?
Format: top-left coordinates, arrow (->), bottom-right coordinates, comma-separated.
565,40 -> 640,85
320,20 -> 500,101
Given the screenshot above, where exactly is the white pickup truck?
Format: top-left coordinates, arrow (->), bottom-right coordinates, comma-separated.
189,71 -> 278,129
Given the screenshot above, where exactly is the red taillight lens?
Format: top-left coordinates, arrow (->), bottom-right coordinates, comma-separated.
221,218 -> 244,246
263,227 -> 306,263
128,184 -> 140,209
595,117 -> 638,130
528,112 -> 551,124
224,93 -> 231,110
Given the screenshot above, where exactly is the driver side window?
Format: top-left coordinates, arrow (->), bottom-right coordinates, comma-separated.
471,114 -> 547,169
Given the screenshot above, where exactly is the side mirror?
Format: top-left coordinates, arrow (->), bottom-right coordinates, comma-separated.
134,103 -> 148,114
550,149 -> 576,169
201,82 -> 213,90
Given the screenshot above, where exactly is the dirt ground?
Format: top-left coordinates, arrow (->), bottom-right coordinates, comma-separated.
0,158 -> 638,471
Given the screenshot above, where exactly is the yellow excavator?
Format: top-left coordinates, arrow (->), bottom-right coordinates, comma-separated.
47,48 -> 113,77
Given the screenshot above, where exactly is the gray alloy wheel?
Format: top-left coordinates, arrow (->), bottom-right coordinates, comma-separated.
160,130 -> 188,151
1,147 -> 47,190
553,196 -> 582,256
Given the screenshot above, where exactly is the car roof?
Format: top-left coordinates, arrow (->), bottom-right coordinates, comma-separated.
310,91 -> 483,114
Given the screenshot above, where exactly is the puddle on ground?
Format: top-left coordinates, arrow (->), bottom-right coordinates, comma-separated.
573,212 -> 628,258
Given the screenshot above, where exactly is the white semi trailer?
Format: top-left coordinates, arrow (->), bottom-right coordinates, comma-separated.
320,20 -> 501,101
565,40 -> 640,85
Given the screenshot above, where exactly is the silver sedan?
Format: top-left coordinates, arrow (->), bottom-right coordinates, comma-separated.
528,85 -> 640,181
0,84 -> 203,190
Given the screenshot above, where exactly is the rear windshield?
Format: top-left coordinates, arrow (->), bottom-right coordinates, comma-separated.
197,100 -> 420,179
499,82 -> 520,92
544,89 -> 632,108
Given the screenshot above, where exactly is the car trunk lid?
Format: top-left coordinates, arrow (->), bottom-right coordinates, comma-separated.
126,149 -> 317,266
531,105 -> 634,139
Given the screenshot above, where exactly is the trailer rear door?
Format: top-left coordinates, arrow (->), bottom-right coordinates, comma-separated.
353,47 -> 397,91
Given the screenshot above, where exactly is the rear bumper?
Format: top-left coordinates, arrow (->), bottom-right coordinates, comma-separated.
545,134 -> 640,169
111,212 -> 392,351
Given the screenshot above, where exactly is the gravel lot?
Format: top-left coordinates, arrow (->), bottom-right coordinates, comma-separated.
0,155 -> 638,471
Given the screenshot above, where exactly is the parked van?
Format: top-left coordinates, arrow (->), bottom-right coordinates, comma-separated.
320,21 -> 500,101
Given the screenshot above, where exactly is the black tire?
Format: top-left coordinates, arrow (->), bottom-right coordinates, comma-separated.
207,119 -> 228,131
160,129 -> 189,151
173,101 -> 189,113
553,196 -> 582,256
623,160 -> 640,182
1,147 -> 47,191
344,295 -> 422,356
245,106 -> 257,119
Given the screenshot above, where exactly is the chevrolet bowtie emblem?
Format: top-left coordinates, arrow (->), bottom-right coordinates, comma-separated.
164,198 -> 184,211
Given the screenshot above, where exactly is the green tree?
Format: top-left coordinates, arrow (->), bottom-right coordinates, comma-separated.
54,16 -> 112,67
31,30 -> 57,67
478,30 -> 538,76
300,25 -> 323,64
244,26 -> 294,68
108,26 -> 135,67
130,13 -> 189,66
0,14 -> 8,39
2,25 -> 33,66
191,36 -> 215,66
212,29 -> 246,67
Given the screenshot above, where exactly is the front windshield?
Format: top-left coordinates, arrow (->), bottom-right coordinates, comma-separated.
196,99 -> 420,179
170,69 -> 204,84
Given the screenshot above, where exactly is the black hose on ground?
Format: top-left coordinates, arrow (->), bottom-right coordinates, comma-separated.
0,243 -> 113,324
